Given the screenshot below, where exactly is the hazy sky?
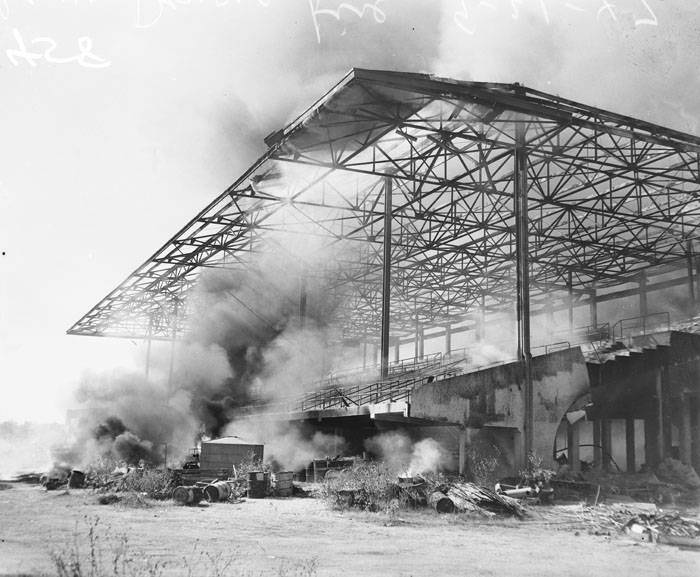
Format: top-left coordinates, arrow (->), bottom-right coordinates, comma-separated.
1,0 -> 698,422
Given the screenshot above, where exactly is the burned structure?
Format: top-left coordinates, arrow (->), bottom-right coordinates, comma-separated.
69,69 -> 700,476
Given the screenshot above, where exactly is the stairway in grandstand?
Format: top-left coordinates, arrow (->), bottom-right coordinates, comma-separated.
246,311 -> 700,416
253,352 -> 466,415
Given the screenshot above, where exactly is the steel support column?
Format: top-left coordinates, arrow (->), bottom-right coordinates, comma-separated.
514,122 -> 533,462
380,175 -> 392,380
299,276 -> 307,329
567,272 -> 574,339
145,318 -> 153,380
639,272 -> 648,318
589,284 -> 597,329
687,240 -> 695,312
167,301 -> 179,394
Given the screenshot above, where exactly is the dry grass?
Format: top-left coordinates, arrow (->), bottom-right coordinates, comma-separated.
50,516 -> 318,577
321,461 -> 398,512
85,459 -> 175,500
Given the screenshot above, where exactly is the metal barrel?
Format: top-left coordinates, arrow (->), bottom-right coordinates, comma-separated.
173,485 -> 203,505
204,481 -> 231,502
247,471 -> 269,498
428,491 -> 455,514
274,471 -> 293,497
68,470 -> 85,489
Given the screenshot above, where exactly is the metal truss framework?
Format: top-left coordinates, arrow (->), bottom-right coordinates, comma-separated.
69,69 -> 700,349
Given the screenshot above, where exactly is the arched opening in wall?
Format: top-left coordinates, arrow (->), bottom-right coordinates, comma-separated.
552,392 -> 597,473
553,393 -> 649,474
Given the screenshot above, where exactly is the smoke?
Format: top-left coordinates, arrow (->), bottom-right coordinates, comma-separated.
60,208 -> 356,468
364,431 -> 446,474
17,1 -> 698,476
0,421 -> 68,479
435,0 -> 700,134
59,370 -> 200,467
225,418 -> 346,471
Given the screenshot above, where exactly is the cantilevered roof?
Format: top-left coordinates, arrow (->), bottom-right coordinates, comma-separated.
68,68 -> 700,340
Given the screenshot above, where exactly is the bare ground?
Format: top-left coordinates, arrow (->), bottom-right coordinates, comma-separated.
0,483 -> 698,577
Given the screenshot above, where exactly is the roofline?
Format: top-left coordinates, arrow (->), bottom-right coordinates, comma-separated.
266,67 -> 700,152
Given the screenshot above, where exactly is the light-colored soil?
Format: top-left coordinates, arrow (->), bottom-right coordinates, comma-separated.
0,483 -> 698,577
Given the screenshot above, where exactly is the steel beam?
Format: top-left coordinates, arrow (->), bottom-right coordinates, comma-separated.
514,120 -> 533,462
380,175 -> 392,379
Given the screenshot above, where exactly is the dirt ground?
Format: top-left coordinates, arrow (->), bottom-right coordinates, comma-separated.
0,483 -> 698,577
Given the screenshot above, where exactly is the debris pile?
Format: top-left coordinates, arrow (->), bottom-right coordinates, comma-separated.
440,480 -> 525,517
623,511 -> 700,545
535,501 -> 700,547
324,465 -> 526,517
552,460 -> 700,506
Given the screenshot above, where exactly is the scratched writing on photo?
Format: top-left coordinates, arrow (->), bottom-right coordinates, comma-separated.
454,0 -> 659,35
6,28 -> 110,68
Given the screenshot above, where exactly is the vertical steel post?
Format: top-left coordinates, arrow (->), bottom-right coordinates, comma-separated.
687,239 -> 695,312
589,283 -> 598,329
145,318 -> 153,380
299,276 -> 307,329
514,121 -> 533,462
167,300 -> 179,394
380,175 -> 392,379
480,294 -> 486,342
639,271 -> 648,319
567,271 -> 574,339
445,324 -> 452,356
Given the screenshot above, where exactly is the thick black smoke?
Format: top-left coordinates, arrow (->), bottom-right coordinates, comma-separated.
184,239 -> 346,437
91,416 -> 156,465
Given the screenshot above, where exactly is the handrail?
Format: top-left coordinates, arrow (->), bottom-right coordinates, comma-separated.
611,311 -> 670,342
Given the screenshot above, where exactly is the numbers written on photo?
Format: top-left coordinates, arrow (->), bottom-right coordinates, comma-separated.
5,28 -> 111,69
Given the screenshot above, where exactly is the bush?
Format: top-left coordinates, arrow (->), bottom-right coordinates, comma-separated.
321,462 -> 396,511
467,441 -> 502,486
119,468 -> 175,500
84,459 -> 175,500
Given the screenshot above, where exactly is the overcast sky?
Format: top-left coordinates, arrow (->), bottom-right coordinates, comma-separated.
1,0 -> 698,423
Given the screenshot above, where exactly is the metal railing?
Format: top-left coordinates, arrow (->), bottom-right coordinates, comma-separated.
611,312 -> 670,342
290,364 -> 462,413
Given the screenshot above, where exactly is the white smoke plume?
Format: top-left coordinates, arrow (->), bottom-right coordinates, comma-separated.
364,431 -> 447,474
224,417 -> 346,471
0,422 -> 68,480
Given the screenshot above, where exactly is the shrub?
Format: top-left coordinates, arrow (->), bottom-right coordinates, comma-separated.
467,441 -> 501,486
84,458 -> 175,500
321,461 -> 396,511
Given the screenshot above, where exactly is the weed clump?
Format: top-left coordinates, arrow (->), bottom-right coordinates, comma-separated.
321,461 -> 396,511
51,516 -> 318,577
51,517 -> 165,577
85,459 -> 175,500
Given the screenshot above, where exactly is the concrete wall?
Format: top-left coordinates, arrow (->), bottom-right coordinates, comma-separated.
411,348 -> 591,468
